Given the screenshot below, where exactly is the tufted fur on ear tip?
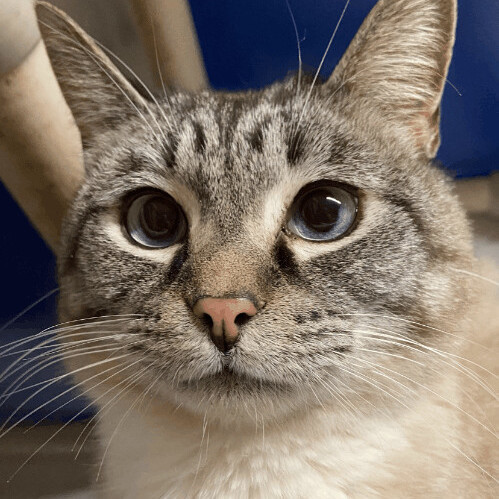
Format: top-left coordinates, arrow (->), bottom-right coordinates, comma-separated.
327,0 -> 457,159
35,1 -> 148,148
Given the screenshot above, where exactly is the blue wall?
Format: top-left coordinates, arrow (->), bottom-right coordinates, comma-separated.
1,0 -> 497,422
189,0 -> 498,178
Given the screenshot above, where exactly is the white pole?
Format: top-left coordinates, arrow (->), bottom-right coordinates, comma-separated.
131,0 -> 209,92
0,0 -> 84,253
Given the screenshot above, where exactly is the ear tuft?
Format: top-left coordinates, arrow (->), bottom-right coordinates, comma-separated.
328,0 -> 457,158
36,1 -> 147,147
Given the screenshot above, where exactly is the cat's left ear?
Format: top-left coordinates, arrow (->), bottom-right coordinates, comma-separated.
327,0 -> 456,158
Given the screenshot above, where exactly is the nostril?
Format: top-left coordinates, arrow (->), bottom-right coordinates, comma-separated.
201,313 -> 213,329
234,313 -> 251,326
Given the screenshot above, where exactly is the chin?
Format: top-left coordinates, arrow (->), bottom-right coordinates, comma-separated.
154,367 -> 306,424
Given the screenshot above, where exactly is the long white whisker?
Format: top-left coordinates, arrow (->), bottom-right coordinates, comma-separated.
349,358 -> 418,397
285,0 -> 302,97
296,0 -> 351,128
4,359 -> 148,484
352,356 -> 497,439
0,340 -> 125,406
24,359 -> 133,431
310,370 -> 360,421
0,343 -> 133,399
450,267 -> 499,287
39,19 -> 167,145
0,288 -> 59,332
95,365 -> 168,480
149,13 -> 176,113
352,345 -> 496,430
320,357 -> 411,410
94,38 -> 175,137
0,353 -> 132,437
73,359 -> 161,457
445,438 -> 498,484
334,312 -> 490,349
1,334 -> 124,381
328,329 -> 497,399
27,354 -> 146,432
0,315 -> 140,354
357,325 -> 498,391
1,342 -> 127,412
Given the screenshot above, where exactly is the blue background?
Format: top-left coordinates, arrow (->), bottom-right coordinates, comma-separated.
0,0 -> 497,422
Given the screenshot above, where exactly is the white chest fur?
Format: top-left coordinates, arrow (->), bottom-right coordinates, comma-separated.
96,400 -> 412,499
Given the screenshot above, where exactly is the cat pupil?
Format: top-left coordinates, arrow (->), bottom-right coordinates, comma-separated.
301,191 -> 341,233
287,184 -> 358,241
140,197 -> 176,237
125,191 -> 186,248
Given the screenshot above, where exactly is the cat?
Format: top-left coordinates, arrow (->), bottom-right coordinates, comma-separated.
13,0 -> 498,496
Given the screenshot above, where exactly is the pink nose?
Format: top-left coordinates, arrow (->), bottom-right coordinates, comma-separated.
193,297 -> 258,353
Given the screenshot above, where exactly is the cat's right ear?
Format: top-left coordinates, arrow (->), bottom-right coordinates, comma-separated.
36,1 -> 148,148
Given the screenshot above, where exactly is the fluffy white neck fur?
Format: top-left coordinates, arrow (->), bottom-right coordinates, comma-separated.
96,378 -> 466,498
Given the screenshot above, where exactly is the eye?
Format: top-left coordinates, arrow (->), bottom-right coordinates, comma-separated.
287,183 -> 358,242
124,191 -> 186,248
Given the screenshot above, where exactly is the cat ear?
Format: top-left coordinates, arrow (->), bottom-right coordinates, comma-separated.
35,1 -> 149,147
327,0 -> 456,158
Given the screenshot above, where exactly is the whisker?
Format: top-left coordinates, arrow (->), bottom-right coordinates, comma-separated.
0,342 -> 126,409
445,438 -> 498,484
319,356 -> 411,410
0,339 -> 107,359
328,329 -> 497,399
26,355 -> 145,432
329,372 -> 381,413
151,21 -> 168,100
0,340 -> 131,399
450,267 -> 499,287
352,356 -> 497,439
0,288 -> 59,332
71,361 -> 162,460
39,19 -> 167,145
307,381 -> 328,413
349,358 -> 418,397
352,345 -> 496,430
334,312 -> 490,349
330,320 -> 496,387
0,315 -> 141,354
0,333 -> 128,404
0,352 -> 132,437
94,38 -> 175,137
83,366 -> 162,468
356,325 -> 498,392
90,370 -> 180,490
309,371 -> 360,421
285,0 -> 302,97
295,0 -> 351,130
5,359 -> 148,484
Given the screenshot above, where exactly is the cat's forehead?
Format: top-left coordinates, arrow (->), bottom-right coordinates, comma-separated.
83,79 -> 426,240
95,84 -> 388,198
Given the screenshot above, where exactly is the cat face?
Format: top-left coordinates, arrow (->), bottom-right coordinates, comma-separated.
38,0 -> 473,422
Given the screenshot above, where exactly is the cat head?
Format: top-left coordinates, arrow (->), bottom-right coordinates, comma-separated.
37,0 -> 473,422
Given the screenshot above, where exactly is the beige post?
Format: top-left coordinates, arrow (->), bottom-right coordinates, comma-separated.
0,0 -> 84,253
130,0 -> 209,92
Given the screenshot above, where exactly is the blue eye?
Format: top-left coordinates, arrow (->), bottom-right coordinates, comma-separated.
287,183 -> 358,242
124,191 -> 186,248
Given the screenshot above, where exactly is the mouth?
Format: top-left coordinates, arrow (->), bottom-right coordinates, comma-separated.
176,364 -> 293,395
